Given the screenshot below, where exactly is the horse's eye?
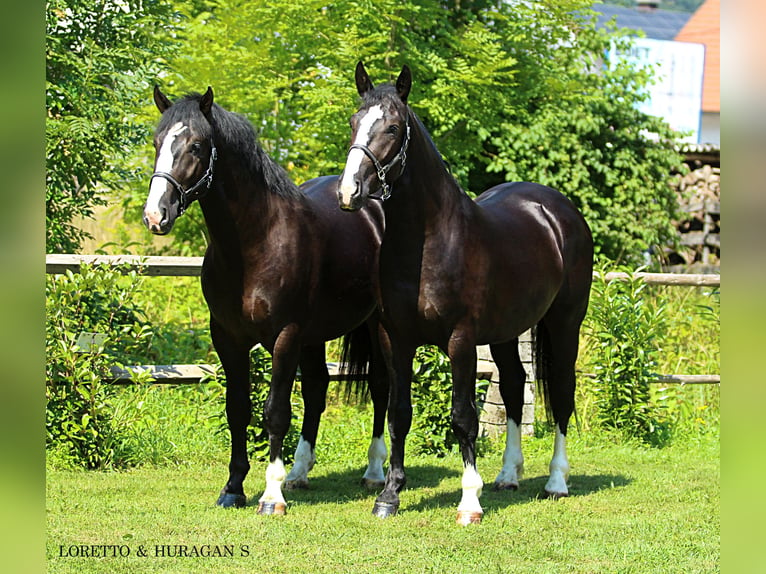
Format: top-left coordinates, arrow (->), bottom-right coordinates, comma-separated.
386,125 -> 399,136
190,142 -> 202,155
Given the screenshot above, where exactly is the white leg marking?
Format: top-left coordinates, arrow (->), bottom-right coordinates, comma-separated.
545,424 -> 570,497
284,436 -> 315,489
259,457 -> 287,505
338,105 -> 384,203
494,418 -> 524,489
145,122 -> 187,220
361,435 -> 387,487
457,463 -> 484,514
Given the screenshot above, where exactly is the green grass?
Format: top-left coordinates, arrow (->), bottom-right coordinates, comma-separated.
47,402 -> 719,573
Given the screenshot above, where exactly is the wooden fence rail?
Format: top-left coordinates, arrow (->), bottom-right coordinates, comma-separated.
45,254 -> 721,287
47,251 -> 719,423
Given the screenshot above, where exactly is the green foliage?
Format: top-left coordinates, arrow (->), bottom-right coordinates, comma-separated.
411,346 -> 490,457
111,0 -> 682,264
46,0 -> 177,252
584,267 -> 671,445
46,264 -> 154,468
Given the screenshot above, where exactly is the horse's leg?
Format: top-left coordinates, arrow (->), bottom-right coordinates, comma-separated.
490,339 -> 527,490
257,324 -> 301,515
284,344 -> 328,490
372,326 -> 414,518
538,317 -> 581,499
212,319 -> 251,509
448,331 -> 484,525
362,320 -> 388,490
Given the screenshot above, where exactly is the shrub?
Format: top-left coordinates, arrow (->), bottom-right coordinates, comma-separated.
585,267 -> 671,445
46,265 -> 153,468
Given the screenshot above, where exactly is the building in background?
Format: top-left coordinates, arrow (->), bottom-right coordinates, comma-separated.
592,0 -> 719,145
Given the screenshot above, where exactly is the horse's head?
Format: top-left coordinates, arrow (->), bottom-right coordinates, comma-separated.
338,62 -> 412,211
143,86 -> 218,235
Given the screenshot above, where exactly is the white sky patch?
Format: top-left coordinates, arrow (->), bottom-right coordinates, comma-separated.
339,105 -> 384,200
145,122 -> 187,213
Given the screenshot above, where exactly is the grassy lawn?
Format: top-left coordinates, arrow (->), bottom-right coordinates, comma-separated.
46,404 -> 719,573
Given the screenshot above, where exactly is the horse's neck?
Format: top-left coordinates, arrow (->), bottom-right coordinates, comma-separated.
198,157 -> 302,268
391,135 -> 472,235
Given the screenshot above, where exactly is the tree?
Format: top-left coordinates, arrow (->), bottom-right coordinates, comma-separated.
46,0 -> 177,253
121,0 -> 683,264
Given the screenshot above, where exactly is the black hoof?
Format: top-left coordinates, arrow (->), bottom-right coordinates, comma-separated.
372,501 -> 398,519
217,492 -> 247,508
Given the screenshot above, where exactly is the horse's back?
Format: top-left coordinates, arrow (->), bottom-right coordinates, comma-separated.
476,182 -> 592,256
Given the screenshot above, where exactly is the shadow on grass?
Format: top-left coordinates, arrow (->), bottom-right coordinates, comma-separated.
241,462 -> 462,508
406,472 -> 632,515
241,462 -> 630,516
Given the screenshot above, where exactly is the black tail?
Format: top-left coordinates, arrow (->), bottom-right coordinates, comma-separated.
534,321 -> 580,431
338,323 -> 372,401
534,322 -> 554,425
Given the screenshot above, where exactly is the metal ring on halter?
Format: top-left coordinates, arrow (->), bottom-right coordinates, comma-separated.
348,119 -> 410,202
150,145 -> 218,215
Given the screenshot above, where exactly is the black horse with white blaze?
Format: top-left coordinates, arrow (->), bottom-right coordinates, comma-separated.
337,63 -> 593,524
144,86 -> 389,514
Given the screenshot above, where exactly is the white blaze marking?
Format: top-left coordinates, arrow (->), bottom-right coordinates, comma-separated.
457,463 -> 484,514
260,457 -> 287,505
362,435 -> 387,485
339,105 -> 384,203
494,418 -> 524,488
145,122 -> 188,216
545,424 -> 570,496
285,436 -> 315,486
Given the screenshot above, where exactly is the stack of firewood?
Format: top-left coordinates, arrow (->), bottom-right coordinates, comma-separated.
667,164 -> 720,266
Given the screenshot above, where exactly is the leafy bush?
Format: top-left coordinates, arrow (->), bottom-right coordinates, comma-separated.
584,268 -> 671,445
46,265 -> 153,468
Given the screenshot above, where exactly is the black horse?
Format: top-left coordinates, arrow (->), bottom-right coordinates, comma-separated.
144,86 -> 388,514
337,63 -> 593,524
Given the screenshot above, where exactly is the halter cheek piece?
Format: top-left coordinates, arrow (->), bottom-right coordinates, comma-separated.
348,118 -> 410,201
150,144 -> 218,216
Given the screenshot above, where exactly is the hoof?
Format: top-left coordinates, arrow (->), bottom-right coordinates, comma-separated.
456,510 -> 483,526
216,492 -> 247,508
257,501 -> 287,515
361,478 -> 385,491
544,490 -> 569,500
372,501 -> 398,519
493,481 -> 519,491
284,478 -> 309,491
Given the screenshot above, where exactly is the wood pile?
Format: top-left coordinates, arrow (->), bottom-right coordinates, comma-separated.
666,163 -> 720,268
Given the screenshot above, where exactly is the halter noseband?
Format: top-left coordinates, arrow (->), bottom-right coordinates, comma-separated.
150,144 -> 218,215
348,117 -> 410,201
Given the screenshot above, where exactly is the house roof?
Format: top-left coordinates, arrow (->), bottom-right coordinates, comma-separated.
591,3 -> 692,41
675,0 -> 720,112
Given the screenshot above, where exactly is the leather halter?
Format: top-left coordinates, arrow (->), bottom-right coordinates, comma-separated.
150,145 -> 218,215
348,117 -> 410,201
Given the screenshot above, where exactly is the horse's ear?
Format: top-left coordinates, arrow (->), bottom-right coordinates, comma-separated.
199,86 -> 214,117
355,61 -> 374,97
396,65 -> 412,104
153,85 -> 172,113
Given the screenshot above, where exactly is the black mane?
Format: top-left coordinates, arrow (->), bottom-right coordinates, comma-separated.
160,93 -> 302,200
